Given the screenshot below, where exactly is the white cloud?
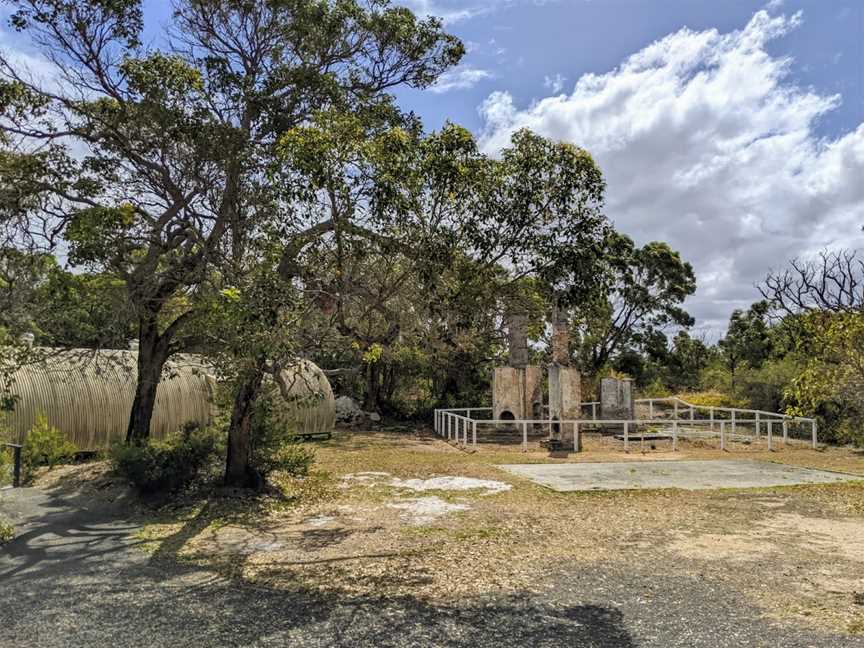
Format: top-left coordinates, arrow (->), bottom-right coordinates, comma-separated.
543,73 -> 567,94
478,10 -> 864,335
399,0 -> 504,25
430,65 -> 493,93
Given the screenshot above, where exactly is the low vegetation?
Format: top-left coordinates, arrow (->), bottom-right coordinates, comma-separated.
110,425 -> 223,495
110,413 -> 315,496
128,431 -> 864,636
21,414 -> 77,483
0,518 -> 13,544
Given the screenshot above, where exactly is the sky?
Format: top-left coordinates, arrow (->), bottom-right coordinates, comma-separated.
391,0 -> 864,339
2,0 -> 863,339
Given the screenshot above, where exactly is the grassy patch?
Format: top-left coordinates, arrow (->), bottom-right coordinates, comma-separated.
0,518 -> 13,544
109,430 -> 864,635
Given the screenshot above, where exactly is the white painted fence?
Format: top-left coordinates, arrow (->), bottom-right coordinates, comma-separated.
433,396 -> 817,453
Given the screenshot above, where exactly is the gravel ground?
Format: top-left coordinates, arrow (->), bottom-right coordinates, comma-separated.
2,487 -> 863,647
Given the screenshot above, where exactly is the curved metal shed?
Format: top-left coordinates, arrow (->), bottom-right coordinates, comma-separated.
1,349 -> 215,451
265,360 -> 336,438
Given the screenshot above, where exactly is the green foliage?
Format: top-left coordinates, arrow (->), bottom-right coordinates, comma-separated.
0,446 -> 11,487
783,311 -> 864,445
718,300 -> 773,386
639,379 -> 672,399
0,518 -> 13,544
735,357 -> 801,414
64,204 -> 136,267
110,425 -> 222,494
250,397 -> 315,484
574,232 -> 696,373
675,390 -> 747,409
22,413 -> 77,480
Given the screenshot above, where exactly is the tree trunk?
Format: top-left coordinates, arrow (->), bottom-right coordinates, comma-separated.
224,361 -> 266,488
125,314 -> 171,444
382,364 -> 397,403
363,362 -> 381,412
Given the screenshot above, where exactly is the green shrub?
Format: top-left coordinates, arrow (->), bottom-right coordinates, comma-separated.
676,390 -> 748,409
22,414 -> 77,481
639,379 -> 671,399
0,518 -> 13,544
0,446 -> 11,487
110,425 -> 222,494
251,397 -> 315,484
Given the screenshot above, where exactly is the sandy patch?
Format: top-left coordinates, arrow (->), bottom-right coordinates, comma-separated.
304,515 -> 337,527
342,472 -> 511,496
756,512 -> 864,563
669,511 -> 864,566
668,531 -> 776,562
387,496 -> 471,525
389,476 -> 511,495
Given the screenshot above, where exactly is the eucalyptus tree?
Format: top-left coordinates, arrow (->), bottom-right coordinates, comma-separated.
274,119 -> 610,415
572,233 -> 696,373
0,0 -> 462,444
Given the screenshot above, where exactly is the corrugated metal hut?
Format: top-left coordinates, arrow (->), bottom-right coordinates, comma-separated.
1,348 -> 216,451
265,360 -> 336,438
0,349 -> 336,450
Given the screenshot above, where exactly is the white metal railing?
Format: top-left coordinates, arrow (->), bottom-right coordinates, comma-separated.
433,397 -> 818,453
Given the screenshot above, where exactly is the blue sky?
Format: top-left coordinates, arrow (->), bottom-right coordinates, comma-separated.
4,1 -> 863,337
395,0 -> 862,140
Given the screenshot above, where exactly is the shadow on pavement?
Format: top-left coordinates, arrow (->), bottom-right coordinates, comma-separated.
0,486 -> 635,647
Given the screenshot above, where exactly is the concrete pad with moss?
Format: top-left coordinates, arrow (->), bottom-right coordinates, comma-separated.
499,459 -> 862,492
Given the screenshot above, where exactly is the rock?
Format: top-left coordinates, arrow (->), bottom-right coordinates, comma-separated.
368,412 -> 381,422
334,396 -> 362,424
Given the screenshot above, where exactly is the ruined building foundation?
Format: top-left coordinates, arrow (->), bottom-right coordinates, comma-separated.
600,377 -> 634,426
547,312 -> 581,445
492,313 -> 542,421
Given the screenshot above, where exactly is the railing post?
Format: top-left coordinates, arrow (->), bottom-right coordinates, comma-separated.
672,420 -> 678,452
522,421 -> 528,453
447,413 -> 452,440
755,412 -> 760,439
782,420 -> 788,445
623,421 -> 629,453
710,407 -> 714,432
591,403 -> 596,421
573,422 -> 581,453
720,421 -> 726,452
10,444 -> 21,488
466,409 -> 471,420
472,420 -> 477,448
767,420 -> 773,451
673,400 -> 678,420
649,400 -> 654,419
811,420 -> 818,449
731,410 -> 736,436
463,417 -> 469,446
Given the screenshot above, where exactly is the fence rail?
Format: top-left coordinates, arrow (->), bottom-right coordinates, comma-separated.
434,395 -> 817,453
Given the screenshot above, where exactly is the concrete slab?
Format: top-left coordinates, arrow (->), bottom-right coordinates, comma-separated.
498,460 -> 862,492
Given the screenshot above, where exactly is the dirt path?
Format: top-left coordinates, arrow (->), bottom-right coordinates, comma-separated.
2,483 -> 863,647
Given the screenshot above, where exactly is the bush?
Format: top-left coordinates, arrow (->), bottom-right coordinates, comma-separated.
675,390 -> 748,409
0,518 -> 13,544
110,425 -> 222,494
0,446 -> 11,487
251,397 -> 315,484
22,413 -> 77,481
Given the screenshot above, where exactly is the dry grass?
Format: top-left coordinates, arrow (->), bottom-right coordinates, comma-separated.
113,429 -> 864,635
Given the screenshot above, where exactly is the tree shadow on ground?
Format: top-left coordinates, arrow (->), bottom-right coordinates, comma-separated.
0,488 -> 636,647
140,501 -> 635,647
